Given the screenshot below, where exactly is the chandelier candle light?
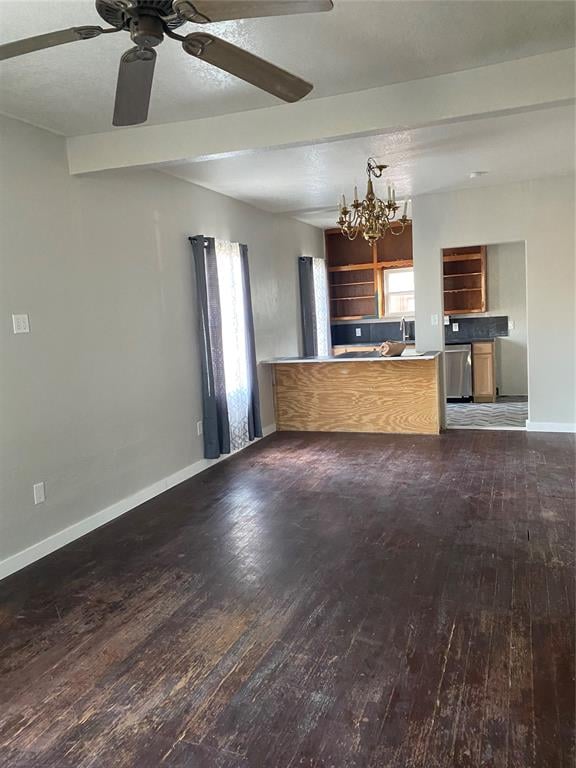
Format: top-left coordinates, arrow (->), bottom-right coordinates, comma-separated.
337,158 -> 411,244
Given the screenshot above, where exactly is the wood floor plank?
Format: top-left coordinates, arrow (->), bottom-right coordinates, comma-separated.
0,431 -> 574,767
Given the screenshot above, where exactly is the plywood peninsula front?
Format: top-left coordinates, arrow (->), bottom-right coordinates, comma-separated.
266,354 -> 441,435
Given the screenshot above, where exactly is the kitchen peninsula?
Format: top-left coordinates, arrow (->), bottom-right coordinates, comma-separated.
264,352 -> 441,435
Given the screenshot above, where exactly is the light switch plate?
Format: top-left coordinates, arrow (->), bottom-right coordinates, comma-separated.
431,314 -> 439,326
355,328 -> 362,337
444,316 -> 450,326
197,420 -> 203,436
452,322 -> 459,332
33,482 -> 45,505
12,314 -> 30,334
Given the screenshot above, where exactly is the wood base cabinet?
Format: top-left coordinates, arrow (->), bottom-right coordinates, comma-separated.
272,358 -> 441,435
472,342 -> 496,402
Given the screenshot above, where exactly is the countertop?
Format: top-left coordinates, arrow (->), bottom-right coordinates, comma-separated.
333,339 -> 495,348
332,342 -> 416,348
262,352 -> 441,364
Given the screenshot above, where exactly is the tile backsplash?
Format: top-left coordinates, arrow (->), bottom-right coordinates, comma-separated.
331,315 -> 508,346
331,320 -> 415,346
444,315 -> 509,342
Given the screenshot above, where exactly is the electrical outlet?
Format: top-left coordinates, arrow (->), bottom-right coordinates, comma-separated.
431,314 -> 439,326
508,319 -> 515,331
452,322 -> 459,332
197,420 -> 203,436
355,328 -> 362,337
444,316 -> 450,326
12,314 -> 30,334
33,482 -> 45,505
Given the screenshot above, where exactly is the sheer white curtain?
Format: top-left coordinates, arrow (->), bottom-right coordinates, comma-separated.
214,239 -> 251,452
312,257 -> 330,356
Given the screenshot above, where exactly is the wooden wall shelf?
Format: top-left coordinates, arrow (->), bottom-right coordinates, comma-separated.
330,295 -> 374,301
444,272 -> 482,278
328,263 -> 374,272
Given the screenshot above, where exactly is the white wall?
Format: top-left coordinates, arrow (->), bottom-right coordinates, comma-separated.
413,175 -> 575,428
486,243 -> 528,396
0,114 -> 324,566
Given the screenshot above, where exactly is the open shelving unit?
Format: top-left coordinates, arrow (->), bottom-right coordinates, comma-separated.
329,265 -> 377,320
325,232 -> 486,321
442,246 -> 487,314
325,223 -> 413,321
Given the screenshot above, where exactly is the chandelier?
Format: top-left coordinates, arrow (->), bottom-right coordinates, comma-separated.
337,158 -> 411,243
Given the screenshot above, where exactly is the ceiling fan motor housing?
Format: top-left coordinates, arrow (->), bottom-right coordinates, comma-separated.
95,0 -> 185,30
130,15 -> 164,47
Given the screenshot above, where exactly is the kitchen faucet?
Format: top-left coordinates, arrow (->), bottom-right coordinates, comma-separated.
400,316 -> 409,342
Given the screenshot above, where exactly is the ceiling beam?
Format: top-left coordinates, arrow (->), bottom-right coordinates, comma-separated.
66,49 -> 575,175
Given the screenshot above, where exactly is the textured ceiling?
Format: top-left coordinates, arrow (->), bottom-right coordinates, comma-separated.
0,0 -> 574,135
157,105 -> 576,227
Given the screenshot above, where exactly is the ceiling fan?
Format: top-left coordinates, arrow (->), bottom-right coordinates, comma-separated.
0,0 -> 333,127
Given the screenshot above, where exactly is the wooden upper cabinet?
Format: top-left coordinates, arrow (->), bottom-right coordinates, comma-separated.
442,246 -> 487,315
324,224 -> 413,321
324,230 -> 372,267
375,222 -> 413,265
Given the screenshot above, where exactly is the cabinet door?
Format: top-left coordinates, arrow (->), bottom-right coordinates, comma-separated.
473,351 -> 495,402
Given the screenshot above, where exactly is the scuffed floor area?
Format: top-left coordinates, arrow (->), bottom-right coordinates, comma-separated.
0,430 -> 573,767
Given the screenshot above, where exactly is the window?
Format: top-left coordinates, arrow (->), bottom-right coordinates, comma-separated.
384,267 -> 415,316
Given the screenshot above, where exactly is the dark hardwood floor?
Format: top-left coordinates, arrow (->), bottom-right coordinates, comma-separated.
1,431 -> 574,767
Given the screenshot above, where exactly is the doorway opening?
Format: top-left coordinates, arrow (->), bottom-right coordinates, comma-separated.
443,242 -> 528,430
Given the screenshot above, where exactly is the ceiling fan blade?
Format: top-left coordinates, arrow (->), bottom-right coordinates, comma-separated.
182,33 -> 312,102
173,0 -> 333,23
113,47 -> 157,127
0,26 -> 107,61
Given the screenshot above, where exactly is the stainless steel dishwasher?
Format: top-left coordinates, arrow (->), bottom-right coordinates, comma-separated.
445,344 -> 472,400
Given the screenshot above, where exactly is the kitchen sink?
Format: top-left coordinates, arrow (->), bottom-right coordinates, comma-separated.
336,352 -> 377,358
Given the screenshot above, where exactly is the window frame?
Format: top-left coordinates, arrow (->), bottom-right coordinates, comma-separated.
383,266 -> 415,318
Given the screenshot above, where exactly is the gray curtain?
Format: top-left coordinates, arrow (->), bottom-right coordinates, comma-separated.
298,256 -> 317,357
190,236 -> 262,459
240,244 -> 263,442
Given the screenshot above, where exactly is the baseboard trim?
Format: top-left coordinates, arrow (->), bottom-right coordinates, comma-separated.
0,424 -> 277,582
446,425 -> 526,432
526,421 -> 576,433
